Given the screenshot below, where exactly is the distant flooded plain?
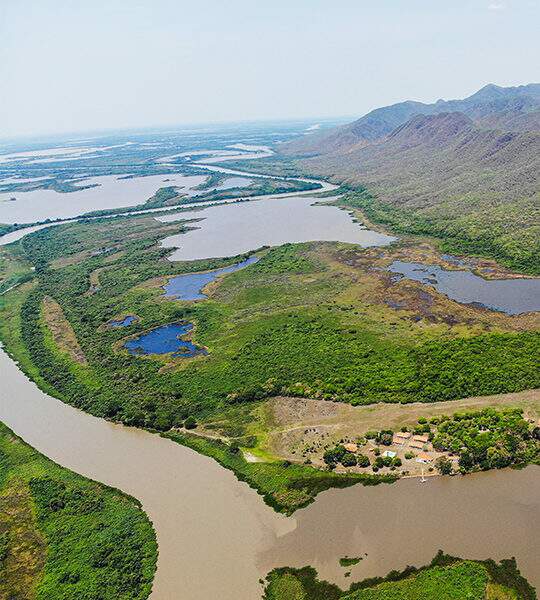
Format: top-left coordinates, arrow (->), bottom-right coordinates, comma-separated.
0,173 -> 208,224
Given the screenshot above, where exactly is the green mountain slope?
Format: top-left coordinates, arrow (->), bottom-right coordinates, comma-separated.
278,84 -> 540,273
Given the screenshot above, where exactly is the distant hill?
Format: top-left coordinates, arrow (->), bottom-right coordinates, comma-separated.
278,83 -> 540,273
303,111 -> 540,207
281,83 -> 540,156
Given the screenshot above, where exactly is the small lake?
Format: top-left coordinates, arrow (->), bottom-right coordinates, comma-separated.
124,323 -> 206,357
387,261 -> 540,315
159,195 -> 395,261
163,256 -> 259,300
109,315 -> 137,327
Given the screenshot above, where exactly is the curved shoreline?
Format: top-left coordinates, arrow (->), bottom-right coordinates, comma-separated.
1,342 -> 539,597
0,159 -> 339,247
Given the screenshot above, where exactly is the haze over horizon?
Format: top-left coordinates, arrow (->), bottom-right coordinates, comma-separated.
1,0 -> 539,138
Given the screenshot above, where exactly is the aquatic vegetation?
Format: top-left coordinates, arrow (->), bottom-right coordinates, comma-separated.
339,557 -> 362,568
387,260 -> 540,315
263,552 -> 536,600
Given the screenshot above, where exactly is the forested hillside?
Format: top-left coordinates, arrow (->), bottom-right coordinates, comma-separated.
278,83 -> 540,273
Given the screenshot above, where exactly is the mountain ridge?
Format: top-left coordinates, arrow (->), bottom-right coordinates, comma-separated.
275,82 -> 540,273
280,82 -> 540,156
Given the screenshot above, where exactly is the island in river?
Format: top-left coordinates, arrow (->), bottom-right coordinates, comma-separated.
263,551 -> 537,600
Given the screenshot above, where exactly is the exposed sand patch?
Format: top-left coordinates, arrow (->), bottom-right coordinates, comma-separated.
42,296 -> 87,364
266,390 -> 540,468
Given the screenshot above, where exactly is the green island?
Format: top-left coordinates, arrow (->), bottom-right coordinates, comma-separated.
0,421 -> 157,599
339,557 -> 363,568
263,551 -> 537,600
0,193 -> 538,514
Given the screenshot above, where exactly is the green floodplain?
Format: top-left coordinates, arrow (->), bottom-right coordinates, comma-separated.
0,151 -> 538,597
1,191 -> 538,511
0,422 -> 157,600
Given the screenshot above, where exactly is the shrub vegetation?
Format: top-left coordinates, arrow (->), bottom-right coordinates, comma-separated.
0,422 -> 157,599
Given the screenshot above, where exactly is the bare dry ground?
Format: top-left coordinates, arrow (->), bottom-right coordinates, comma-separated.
264,389 -> 540,473
42,296 -> 87,364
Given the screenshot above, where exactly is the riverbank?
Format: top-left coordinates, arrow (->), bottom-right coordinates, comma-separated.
263,551 -> 537,600
0,420 -> 157,599
1,345 -> 540,597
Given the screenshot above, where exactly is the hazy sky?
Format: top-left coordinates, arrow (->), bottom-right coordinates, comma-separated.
1,0 -> 539,137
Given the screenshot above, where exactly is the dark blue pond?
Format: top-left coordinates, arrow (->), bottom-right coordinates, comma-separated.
109,315 -> 137,327
124,323 -> 207,357
163,256 -> 259,301
387,261 -> 540,315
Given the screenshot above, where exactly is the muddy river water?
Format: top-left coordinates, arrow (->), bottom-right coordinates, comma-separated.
1,348 -> 539,599
0,155 -> 539,598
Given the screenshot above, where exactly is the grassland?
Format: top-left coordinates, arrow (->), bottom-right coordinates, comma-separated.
0,422 -> 157,599
263,552 -> 536,600
0,207 -> 538,512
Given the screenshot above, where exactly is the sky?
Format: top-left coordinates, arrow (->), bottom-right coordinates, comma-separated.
1,0 -> 539,138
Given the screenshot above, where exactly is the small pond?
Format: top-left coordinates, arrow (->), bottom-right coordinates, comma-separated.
387,261 -> 540,315
124,323 -> 206,357
109,315 -> 137,328
163,256 -> 259,301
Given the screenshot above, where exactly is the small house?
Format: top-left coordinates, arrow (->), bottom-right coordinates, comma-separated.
344,443 -> 358,453
382,450 -> 397,458
416,452 -> 433,464
395,431 -> 411,439
412,434 -> 430,443
392,436 -> 406,446
409,440 -> 425,450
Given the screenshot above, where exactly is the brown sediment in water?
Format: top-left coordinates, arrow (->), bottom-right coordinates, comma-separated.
1,347 -> 539,599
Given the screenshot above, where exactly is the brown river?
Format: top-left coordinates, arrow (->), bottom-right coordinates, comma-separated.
1,348 -> 539,599
0,156 -> 538,598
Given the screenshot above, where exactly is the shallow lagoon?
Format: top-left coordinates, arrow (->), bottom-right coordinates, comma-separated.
163,256 -> 259,300
159,195 -> 395,261
388,260 -> 540,315
124,322 -> 206,357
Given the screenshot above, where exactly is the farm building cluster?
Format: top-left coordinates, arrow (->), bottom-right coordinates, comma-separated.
286,422 -> 459,477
